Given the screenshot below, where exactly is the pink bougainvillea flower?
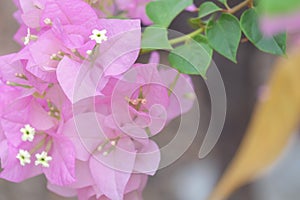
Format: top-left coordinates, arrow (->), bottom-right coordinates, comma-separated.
0,132 -> 76,186
0,99 -> 76,185
63,112 -> 160,171
111,63 -> 171,138
56,18 -> 141,103
0,1 -> 196,199
62,112 -> 160,199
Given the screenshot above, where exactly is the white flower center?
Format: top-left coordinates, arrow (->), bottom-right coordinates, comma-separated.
20,124 -> 36,142
89,29 -> 108,44
35,151 -> 52,168
16,149 -> 31,166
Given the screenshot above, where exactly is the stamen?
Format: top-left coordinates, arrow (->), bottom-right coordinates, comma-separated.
15,73 -> 28,80
125,96 -> 148,110
131,99 -> 139,105
47,99 -> 61,120
71,49 -> 86,60
110,140 -> 117,146
57,51 -> 65,56
102,145 -> 115,156
29,136 -> 47,155
6,81 -> 33,89
33,91 -> 46,99
24,28 -> 38,45
97,140 -> 109,151
50,53 -> 63,61
141,98 -> 147,105
97,137 -> 120,156
43,18 -> 52,25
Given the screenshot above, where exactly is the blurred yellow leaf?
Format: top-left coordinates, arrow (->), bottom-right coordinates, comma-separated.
209,49 -> 300,200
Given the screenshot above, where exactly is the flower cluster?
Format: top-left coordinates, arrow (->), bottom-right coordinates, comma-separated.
0,0 -> 195,199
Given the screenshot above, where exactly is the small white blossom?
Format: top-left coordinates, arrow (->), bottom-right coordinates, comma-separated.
89,29 -> 108,44
35,151 -> 52,168
16,149 -> 31,166
20,124 -> 36,142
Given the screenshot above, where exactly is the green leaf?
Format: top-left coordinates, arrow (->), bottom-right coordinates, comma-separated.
188,18 -> 202,29
260,0 -> 300,15
146,0 -> 193,27
168,37 -> 213,77
240,8 -> 286,55
206,13 -> 241,63
141,26 -> 173,50
198,2 -> 221,18
193,34 -> 212,54
218,0 -> 227,5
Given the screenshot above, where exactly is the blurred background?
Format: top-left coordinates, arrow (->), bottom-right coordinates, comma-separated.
1,0 -> 300,199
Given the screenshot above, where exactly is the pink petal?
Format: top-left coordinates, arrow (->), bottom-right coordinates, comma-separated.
41,0 -> 97,26
63,113 -> 106,161
134,140 -> 160,175
89,152 -> 132,200
0,143 -> 42,182
43,134 -> 76,186
94,19 -> 141,76
57,57 -> 104,103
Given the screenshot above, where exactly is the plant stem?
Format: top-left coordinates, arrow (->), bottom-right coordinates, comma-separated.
227,0 -> 252,14
169,28 -> 204,45
140,28 -> 204,54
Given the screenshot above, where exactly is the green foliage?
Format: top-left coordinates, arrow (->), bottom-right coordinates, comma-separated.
198,2 -> 222,18
206,14 -> 241,63
240,8 -> 286,55
218,0 -> 229,9
146,0 -> 193,27
141,0 -> 288,75
141,26 -> 173,50
259,0 -> 300,15
168,36 -> 212,77
218,0 -> 228,5
188,18 -> 203,29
